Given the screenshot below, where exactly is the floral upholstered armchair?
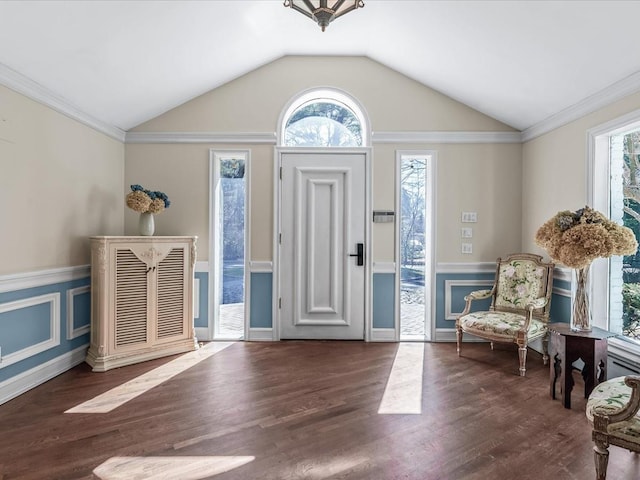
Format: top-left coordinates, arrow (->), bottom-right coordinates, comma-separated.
456,253 -> 554,376
587,375 -> 640,480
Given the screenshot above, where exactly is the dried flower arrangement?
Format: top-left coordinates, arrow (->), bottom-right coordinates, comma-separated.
535,206 -> 637,268
125,184 -> 171,214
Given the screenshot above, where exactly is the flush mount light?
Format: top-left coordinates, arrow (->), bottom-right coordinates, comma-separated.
283,0 -> 365,32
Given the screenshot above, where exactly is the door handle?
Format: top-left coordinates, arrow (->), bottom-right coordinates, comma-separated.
349,243 -> 364,266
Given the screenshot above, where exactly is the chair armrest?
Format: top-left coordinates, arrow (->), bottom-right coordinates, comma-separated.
593,375 -> 640,432
464,289 -> 493,301
458,288 -> 494,318
526,297 -> 548,311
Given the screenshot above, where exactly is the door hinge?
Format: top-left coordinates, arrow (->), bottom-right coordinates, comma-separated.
279,233 -> 282,244
279,166 -> 283,180
279,297 -> 282,309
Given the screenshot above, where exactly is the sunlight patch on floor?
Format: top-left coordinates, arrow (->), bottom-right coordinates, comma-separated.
92,456 -> 254,480
377,342 -> 424,414
65,342 -> 234,414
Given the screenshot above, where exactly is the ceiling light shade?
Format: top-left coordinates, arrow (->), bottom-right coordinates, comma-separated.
284,0 -> 365,32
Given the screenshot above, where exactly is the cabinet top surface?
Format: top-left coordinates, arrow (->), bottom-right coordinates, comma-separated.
91,236 -> 197,240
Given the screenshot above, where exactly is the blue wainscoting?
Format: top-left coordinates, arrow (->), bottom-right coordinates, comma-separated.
373,273 -> 395,329
0,268 -> 91,405
250,272 -> 272,329
435,272 -> 495,330
194,271 -> 209,329
550,277 -> 571,324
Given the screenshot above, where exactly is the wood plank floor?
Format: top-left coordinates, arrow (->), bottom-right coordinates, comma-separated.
1,342 -> 638,480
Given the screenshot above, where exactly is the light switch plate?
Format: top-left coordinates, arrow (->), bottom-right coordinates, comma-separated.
461,212 -> 477,223
461,243 -> 473,254
461,227 -> 473,238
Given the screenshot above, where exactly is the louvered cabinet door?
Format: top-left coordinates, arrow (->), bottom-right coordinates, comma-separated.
154,246 -> 188,342
113,248 -> 150,351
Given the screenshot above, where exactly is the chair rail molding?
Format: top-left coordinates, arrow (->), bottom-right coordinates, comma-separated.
0,265 -> 90,294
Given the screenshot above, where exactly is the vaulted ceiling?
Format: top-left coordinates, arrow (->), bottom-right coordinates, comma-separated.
1,0 -> 640,137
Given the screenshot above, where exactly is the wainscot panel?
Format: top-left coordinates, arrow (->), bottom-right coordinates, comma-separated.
250,272 -> 272,329
435,272 -> 495,329
373,273 -> 395,329
194,271 -> 209,329
0,268 -> 91,405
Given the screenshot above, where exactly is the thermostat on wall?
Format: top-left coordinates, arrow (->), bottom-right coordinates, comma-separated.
373,211 -> 395,223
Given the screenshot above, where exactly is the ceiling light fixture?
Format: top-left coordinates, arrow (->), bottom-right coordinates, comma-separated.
283,0 -> 365,32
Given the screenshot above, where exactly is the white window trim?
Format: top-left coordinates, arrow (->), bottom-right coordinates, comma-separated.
588,108 -> 640,368
208,149 -> 251,342
395,150 -> 437,342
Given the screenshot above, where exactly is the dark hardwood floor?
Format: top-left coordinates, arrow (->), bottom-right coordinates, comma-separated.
1,341 -> 638,480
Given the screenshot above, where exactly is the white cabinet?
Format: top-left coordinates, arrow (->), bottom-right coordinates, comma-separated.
86,236 -> 197,372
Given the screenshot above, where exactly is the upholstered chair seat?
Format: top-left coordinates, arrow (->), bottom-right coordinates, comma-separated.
456,253 -> 554,377
458,312 -> 547,340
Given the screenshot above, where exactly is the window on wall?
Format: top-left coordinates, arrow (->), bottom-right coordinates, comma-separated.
281,88 -> 367,147
211,151 -> 249,340
614,129 -> 640,344
591,114 -> 640,359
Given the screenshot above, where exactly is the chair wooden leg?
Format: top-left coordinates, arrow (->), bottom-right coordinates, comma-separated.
593,440 -> 609,480
542,333 -> 549,366
518,345 -> 527,377
456,326 -> 462,356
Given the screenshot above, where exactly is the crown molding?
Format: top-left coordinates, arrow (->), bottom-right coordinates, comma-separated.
0,62 -> 125,143
522,70 -> 640,142
372,131 -> 523,144
125,131 -> 277,144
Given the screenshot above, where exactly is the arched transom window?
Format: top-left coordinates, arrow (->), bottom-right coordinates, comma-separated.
280,88 -> 369,147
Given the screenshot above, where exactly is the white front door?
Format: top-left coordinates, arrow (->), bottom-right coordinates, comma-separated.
279,152 -> 366,340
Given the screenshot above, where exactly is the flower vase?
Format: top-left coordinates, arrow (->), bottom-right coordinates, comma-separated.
139,212 -> 155,236
571,264 -> 592,331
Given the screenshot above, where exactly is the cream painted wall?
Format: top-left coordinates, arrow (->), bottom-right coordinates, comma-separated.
127,56 -> 521,263
124,144 -> 273,260
133,56 -> 516,134
373,144 -> 522,262
0,85 -> 124,275
522,90 -> 640,258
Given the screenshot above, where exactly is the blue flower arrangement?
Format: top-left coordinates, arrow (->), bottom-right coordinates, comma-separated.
125,184 -> 171,214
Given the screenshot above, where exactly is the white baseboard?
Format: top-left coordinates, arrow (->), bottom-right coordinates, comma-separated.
0,344 -> 88,406
247,328 -> 274,341
370,328 -> 397,342
194,327 -> 211,342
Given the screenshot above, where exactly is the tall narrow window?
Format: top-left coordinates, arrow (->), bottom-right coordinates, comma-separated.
212,151 -> 249,340
612,129 -> 640,344
396,152 -> 434,341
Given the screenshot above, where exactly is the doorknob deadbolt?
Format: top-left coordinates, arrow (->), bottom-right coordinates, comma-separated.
349,243 -> 364,266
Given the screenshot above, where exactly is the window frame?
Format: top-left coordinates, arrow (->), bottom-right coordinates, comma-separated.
277,87 -> 370,147
588,108 -> 640,365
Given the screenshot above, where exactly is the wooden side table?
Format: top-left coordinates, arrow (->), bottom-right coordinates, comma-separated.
548,322 -> 617,409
